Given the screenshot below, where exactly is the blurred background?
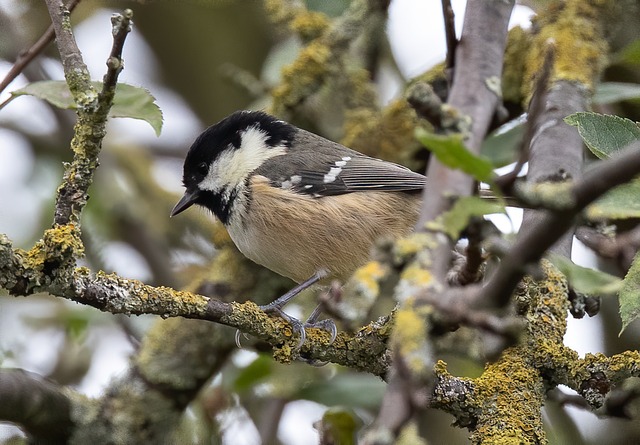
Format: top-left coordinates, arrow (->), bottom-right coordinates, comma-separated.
1,1 -> 640,443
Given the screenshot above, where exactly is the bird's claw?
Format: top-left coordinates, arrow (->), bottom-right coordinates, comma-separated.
234,329 -> 252,349
234,303 -> 337,357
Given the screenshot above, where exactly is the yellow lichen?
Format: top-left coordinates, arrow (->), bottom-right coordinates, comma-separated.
502,26 -> 530,105
271,41 -> 332,114
524,0 -> 608,99
342,99 -> 422,169
400,265 -> 433,288
291,11 -> 330,40
351,261 -> 386,297
393,233 -> 437,263
392,307 -> 431,375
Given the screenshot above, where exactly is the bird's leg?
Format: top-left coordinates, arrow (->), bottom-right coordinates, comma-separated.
256,269 -> 328,349
259,269 -> 328,312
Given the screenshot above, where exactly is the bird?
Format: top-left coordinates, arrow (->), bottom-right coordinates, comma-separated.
171,110 -> 426,344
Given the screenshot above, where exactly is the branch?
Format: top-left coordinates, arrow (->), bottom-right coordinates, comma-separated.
0,0 -> 82,97
480,141 -> 640,308
417,0 -> 514,278
0,234 -> 391,376
48,8 -> 133,227
0,369 -> 73,444
371,2 -> 515,440
44,0 -> 94,101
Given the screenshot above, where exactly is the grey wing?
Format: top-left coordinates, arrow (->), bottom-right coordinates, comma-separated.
293,156 -> 426,197
257,128 -> 426,198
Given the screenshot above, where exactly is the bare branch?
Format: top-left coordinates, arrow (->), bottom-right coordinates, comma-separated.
495,42 -> 555,191
0,369 -> 73,444
441,0 -> 457,76
0,0 -> 82,96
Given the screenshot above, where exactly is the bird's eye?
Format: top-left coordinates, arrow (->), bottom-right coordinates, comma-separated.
197,162 -> 208,176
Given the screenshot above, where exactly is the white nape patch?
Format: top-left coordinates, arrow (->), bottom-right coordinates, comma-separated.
281,174 -> 301,190
342,156 -> 352,161
199,126 -> 287,193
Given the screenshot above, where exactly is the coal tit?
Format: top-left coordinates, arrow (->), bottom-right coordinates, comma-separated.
171,111 -> 425,335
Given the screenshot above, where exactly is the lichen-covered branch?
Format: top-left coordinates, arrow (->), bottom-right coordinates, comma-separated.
45,5 -> 132,227
366,2 -> 515,441
481,141 -> 640,308
0,233 -> 391,376
520,0 -> 610,258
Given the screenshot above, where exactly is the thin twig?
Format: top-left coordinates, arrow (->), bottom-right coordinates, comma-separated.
0,0 -> 82,96
441,0 -> 457,78
100,9 -> 133,98
496,42 -> 556,191
576,225 -> 640,271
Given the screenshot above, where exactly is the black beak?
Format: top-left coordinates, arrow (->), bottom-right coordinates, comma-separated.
171,189 -> 199,217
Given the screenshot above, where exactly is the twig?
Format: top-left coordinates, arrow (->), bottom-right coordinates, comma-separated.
441,0 -> 457,78
406,81 -> 445,128
257,398 -> 287,444
495,42 -> 555,191
447,219 -> 488,286
0,0 -> 82,97
479,141 -> 640,308
521,77 -> 587,257
100,9 -> 133,99
576,225 -> 640,271
44,0 -> 93,101
547,388 -> 591,410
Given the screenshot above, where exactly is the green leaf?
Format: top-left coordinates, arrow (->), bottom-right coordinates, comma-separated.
416,128 -> 495,183
614,38 -> 640,66
296,373 -> 385,409
425,196 -> 506,240
317,407 -> 361,445
586,179 -> 640,220
619,252 -> 640,333
108,83 -> 163,136
12,80 -> 163,136
564,112 -> 640,159
481,120 -> 524,168
593,82 -> 640,105
549,253 -> 622,296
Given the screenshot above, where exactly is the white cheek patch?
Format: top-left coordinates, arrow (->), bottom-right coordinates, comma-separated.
199,126 -> 287,192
